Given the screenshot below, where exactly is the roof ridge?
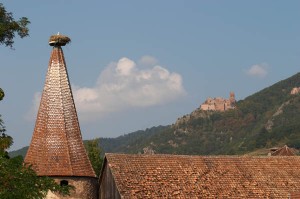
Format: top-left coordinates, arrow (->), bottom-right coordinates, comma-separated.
58,49 -> 73,175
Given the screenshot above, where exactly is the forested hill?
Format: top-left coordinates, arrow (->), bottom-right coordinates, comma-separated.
147,72 -> 300,155
10,72 -> 300,157
101,72 -> 300,155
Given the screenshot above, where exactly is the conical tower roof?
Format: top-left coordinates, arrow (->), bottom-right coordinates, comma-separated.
24,35 -> 95,177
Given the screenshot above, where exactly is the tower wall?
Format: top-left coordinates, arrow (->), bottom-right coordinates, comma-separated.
46,177 -> 98,199
229,92 -> 236,104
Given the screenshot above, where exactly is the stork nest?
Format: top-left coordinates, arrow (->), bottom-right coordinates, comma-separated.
49,35 -> 71,46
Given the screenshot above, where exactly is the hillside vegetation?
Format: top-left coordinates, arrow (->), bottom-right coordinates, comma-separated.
10,73 -> 300,157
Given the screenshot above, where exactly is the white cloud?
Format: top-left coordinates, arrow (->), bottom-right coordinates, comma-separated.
116,57 -> 136,76
246,63 -> 269,78
74,57 -> 186,115
25,92 -> 41,121
27,56 -> 186,121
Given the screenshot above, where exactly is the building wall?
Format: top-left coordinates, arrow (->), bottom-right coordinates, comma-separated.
215,99 -> 226,111
46,176 -> 98,199
200,103 -> 215,111
99,162 -> 121,199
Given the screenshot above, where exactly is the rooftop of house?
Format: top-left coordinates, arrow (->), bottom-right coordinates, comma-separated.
271,145 -> 296,156
102,153 -> 300,198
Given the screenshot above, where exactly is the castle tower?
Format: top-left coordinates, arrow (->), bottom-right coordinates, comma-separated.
24,34 -> 98,199
229,92 -> 236,104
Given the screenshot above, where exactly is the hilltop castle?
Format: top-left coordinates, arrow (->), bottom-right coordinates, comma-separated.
200,92 -> 236,112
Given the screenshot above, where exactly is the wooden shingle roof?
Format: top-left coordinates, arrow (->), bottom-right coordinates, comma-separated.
103,153 -> 300,198
24,45 -> 95,177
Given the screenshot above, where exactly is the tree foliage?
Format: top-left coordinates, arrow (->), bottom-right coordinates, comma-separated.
0,88 -> 6,134
86,138 -> 103,176
0,88 -> 12,158
0,156 -> 72,199
0,3 -> 30,48
0,88 -> 4,101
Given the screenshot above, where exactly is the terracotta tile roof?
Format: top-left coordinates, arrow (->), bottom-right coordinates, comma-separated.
103,153 -> 300,198
271,145 -> 296,156
24,46 -> 95,177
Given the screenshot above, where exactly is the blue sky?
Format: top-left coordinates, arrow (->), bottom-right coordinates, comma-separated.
1,1 -> 300,150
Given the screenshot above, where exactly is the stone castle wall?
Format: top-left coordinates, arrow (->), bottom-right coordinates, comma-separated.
46,176 -> 98,199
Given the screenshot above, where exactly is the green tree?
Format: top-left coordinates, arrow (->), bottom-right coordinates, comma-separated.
0,156 -> 72,199
0,88 -> 6,132
0,88 -> 13,158
0,88 -> 4,101
86,138 -> 103,176
0,3 -> 30,48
